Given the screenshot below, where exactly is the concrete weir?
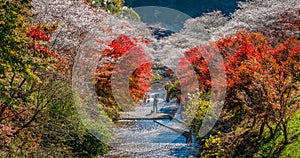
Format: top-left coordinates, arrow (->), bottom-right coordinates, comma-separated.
153,120 -> 193,144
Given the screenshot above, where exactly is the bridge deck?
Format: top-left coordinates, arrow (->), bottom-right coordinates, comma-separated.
120,112 -> 171,120
119,100 -> 178,120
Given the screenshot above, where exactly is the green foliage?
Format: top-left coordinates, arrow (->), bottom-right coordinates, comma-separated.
151,73 -> 163,82
67,131 -> 109,158
0,79 -> 109,157
256,110 -> 300,157
39,81 -> 109,157
86,0 -> 123,14
183,91 -> 210,136
164,79 -> 181,102
0,0 -> 37,79
0,1 -> 110,157
200,132 -> 225,158
151,62 -> 164,82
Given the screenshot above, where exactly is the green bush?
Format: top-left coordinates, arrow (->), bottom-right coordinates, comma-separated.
200,132 -> 225,158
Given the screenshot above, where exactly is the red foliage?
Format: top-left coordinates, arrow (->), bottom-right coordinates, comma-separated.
95,35 -> 152,116
83,1 -> 90,5
106,35 -> 136,57
180,30 -> 299,141
27,28 -> 51,41
179,47 -> 212,91
182,30 -> 299,99
27,26 -> 58,57
0,123 -> 17,147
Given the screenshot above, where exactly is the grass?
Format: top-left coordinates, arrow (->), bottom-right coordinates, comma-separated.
255,110 -> 300,157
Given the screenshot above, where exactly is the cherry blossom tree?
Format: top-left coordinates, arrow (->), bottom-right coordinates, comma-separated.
214,0 -> 300,39
32,0 -> 153,75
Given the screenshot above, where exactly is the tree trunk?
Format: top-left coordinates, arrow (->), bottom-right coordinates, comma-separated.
283,123 -> 288,144
266,123 -> 274,139
258,123 -> 265,140
166,93 -> 170,103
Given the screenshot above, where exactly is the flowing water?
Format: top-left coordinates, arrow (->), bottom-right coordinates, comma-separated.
104,119 -> 200,158
104,84 -> 199,158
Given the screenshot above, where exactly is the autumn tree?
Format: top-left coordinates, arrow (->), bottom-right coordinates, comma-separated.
181,30 -> 299,156
239,36 -> 300,144
0,0 -> 58,150
94,35 -> 152,119
0,0 -> 111,156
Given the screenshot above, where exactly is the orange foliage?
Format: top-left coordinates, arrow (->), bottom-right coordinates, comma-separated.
94,35 -> 152,117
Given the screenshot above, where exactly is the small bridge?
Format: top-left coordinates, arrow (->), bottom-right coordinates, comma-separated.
120,111 -> 193,143
119,100 -> 193,143
120,112 -> 172,120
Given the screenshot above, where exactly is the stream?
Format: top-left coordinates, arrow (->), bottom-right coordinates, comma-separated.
104,82 -> 200,157
104,119 -> 200,157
